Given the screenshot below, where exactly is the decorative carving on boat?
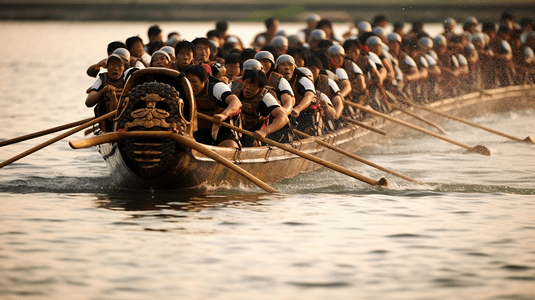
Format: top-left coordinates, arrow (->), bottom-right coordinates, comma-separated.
125,93 -> 175,130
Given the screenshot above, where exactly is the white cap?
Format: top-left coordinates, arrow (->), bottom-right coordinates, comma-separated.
107,53 -> 124,65
418,37 -> 433,50
254,50 -> 275,64
159,46 -> 175,58
275,54 -> 296,69
357,21 -> 372,33
387,32 -> 402,44
433,35 -> 447,48
151,50 -> 170,62
112,48 -> 131,62
288,34 -> 304,45
226,36 -> 239,44
372,26 -> 386,38
273,35 -> 288,48
366,36 -> 382,47
327,44 -> 345,56
310,29 -> 327,41
444,17 -> 457,29
306,13 -> 321,23
298,67 -> 313,81
465,16 -> 478,25
242,59 -> 264,71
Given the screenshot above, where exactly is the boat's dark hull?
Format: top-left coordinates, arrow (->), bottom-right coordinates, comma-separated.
99,85 -> 535,189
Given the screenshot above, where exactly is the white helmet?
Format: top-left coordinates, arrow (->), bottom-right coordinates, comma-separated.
112,48 -> 131,62
387,32 -> 402,44
254,50 -> 275,64
433,35 -> 447,48
242,59 -> 264,71
272,35 -> 288,48
297,67 -> 313,81
159,46 -> 175,58
275,54 -> 296,69
444,17 -> 457,29
327,44 -> 345,56
366,36 -> 382,47
357,21 -> 372,33
310,29 -> 327,41
418,37 -> 433,50
372,26 -> 386,38
306,13 -> 321,23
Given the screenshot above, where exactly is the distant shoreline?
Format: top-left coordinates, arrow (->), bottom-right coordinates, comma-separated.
1,3 -> 534,23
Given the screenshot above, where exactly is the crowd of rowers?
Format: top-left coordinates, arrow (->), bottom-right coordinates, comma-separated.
86,12 -> 535,147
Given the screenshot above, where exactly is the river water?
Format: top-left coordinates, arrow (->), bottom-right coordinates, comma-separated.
1,21 -> 535,300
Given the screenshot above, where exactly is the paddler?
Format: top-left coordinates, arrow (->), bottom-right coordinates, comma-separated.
172,40 -> 194,72
182,64 -> 242,148
233,69 -> 289,146
85,54 -> 126,132
275,54 -> 317,134
254,50 -> 295,116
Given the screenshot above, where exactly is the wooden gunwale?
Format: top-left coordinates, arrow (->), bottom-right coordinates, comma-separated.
100,84 -> 535,189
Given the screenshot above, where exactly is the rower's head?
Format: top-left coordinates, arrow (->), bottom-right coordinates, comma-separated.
159,46 -> 176,61
183,64 -> 209,96
304,54 -> 323,82
265,17 -> 279,34
357,21 -> 373,35
433,35 -> 447,54
306,13 -> 321,30
148,24 -> 163,42
126,36 -> 145,58
386,32 -> 402,56
150,50 -> 171,68
327,44 -> 345,67
106,54 -> 126,81
343,38 -> 361,62
242,59 -> 264,72
225,54 -> 241,81
242,70 -> 267,99
112,48 -> 131,64
174,41 -> 194,71
444,17 -> 457,32
463,16 -> 478,33
192,38 -> 211,63
287,46 -> 307,68
254,50 -> 275,74
272,35 -> 289,55
275,54 -> 296,81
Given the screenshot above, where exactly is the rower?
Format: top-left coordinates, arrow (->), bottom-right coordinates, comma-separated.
225,54 -> 241,82
275,54 -> 317,134
300,13 -> 321,44
182,64 -> 241,147
192,37 -> 213,65
159,46 -> 176,63
233,69 -> 289,147
150,50 -> 171,68
254,50 -> 295,116
342,39 -> 370,106
303,56 -> 340,125
230,59 -> 264,91
126,36 -> 151,67
86,41 -> 126,78
326,45 -> 352,111
272,36 -> 289,55
252,17 -> 279,49
85,54 -> 127,132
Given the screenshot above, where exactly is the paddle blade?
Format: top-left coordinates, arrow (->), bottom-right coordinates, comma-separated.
377,177 -> 390,187
524,136 -> 535,144
470,145 -> 491,156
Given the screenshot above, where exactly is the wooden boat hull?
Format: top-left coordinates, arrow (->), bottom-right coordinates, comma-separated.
98,84 -> 535,189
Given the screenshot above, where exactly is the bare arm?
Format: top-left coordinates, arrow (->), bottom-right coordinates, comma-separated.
212,94 -> 242,124
291,91 -> 315,118
254,107 -> 289,141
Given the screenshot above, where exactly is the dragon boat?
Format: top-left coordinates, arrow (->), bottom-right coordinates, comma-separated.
70,68 -> 535,189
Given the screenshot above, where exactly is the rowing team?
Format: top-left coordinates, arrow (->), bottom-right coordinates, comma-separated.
85,13 -> 535,147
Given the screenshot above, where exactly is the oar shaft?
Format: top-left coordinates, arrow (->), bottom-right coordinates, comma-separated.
293,129 -> 421,184
0,111 -> 116,169
344,101 -> 489,155
391,104 -> 448,135
341,117 -> 386,135
413,103 -> 529,142
198,113 -> 388,187
0,117 -> 94,147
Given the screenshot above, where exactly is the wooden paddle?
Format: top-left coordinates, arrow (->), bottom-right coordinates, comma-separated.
0,111 -> 116,169
197,113 -> 390,187
341,117 -> 387,135
390,103 -> 448,135
344,101 -> 491,156
403,100 -> 535,144
69,131 -> 278,193
293,129 -> 422,184
0,117 -> 94,147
